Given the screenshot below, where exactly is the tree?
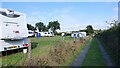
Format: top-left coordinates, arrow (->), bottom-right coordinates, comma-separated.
47,21 -> 60,33
35,22 -> 47,32
42,25 -> 48,31
86,25 -> 94,35
27,24 -> 36,31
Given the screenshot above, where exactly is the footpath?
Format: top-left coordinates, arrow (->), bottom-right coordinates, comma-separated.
71,38 -> 114,66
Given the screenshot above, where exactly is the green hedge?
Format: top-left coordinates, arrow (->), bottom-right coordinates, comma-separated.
96,23 -> 120,66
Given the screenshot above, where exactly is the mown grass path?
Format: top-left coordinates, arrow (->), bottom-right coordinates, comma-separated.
81,37 -> 114,66
81,38 -> 106,66
72,37 -> 114,66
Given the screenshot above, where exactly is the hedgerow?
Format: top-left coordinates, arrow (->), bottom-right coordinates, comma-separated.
96,22 -> 120,65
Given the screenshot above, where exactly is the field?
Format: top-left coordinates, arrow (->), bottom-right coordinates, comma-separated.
1,36 -> 90,66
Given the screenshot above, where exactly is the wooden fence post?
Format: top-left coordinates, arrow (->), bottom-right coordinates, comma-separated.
28,38 -> 31,58
28,38 -> 31,66
0,52 -> 2,67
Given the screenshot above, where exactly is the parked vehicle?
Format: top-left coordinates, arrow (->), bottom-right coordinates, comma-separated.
71,32 -> 86,38
0,8 -> 29,51
61,33 -> 65,36
35,32 -> 54,37
28,30 -> 35,37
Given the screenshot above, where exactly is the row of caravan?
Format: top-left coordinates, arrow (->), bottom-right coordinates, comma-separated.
28,30 -> 54,37
28,30 -> 86,38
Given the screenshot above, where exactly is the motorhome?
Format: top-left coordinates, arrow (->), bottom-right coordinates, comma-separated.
0,8 -> 29,51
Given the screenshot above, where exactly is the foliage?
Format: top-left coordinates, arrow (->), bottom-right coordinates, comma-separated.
2,36 -> 90,66
49,38 -> 89,66
47,21 -> 60,33
96,21 -> 120,65
86,25 -> 94,35
35,22 -> 48,32
27,21 -> 61,33
79,25 -> 95,35
27,24 -> 36,31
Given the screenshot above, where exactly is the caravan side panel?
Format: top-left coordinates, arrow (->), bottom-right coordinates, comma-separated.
0,15 -> 2,39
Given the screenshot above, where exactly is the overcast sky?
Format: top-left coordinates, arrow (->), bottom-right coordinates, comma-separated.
1,2 -> 118,31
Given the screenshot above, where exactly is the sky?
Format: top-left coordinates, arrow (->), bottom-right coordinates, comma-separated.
1,2 -> 118,32
1,0 -> 120,2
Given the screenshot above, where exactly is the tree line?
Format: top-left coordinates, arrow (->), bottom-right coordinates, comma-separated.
27,21 -> 60,33
27,19 -> 96,35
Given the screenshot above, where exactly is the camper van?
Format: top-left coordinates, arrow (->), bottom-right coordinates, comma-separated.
0,8 -> 29,51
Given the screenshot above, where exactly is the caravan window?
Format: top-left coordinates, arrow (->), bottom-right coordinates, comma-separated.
74,34 -> 76,36
13,14 -> 20,17
48,32 -> 50,34
0,11 -> 20,18
4,22 -> 18,24
3,22 -> 18,27
0,11 -> 7,16
29,32 -> 33,34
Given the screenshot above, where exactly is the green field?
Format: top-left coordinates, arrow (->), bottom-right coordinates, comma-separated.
82,38 -> 106,66
2,36 -> 90,66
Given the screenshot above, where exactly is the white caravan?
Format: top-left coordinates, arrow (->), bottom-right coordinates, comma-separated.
0,8 -> 29,51
61,33 -> 65,36
78,32 -> 86,37
71,33 -> 79,38
36,32 -> 54,37
28,30 -> 34,37
71,32 -> 86,38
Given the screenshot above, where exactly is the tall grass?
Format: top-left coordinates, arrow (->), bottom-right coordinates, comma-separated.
2,36 -> 90,66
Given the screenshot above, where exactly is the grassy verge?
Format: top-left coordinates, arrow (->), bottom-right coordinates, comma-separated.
63,37 -> 91,66
82,38 -> 106,66
2,36 -> 91,66
2,36 -> 74,66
